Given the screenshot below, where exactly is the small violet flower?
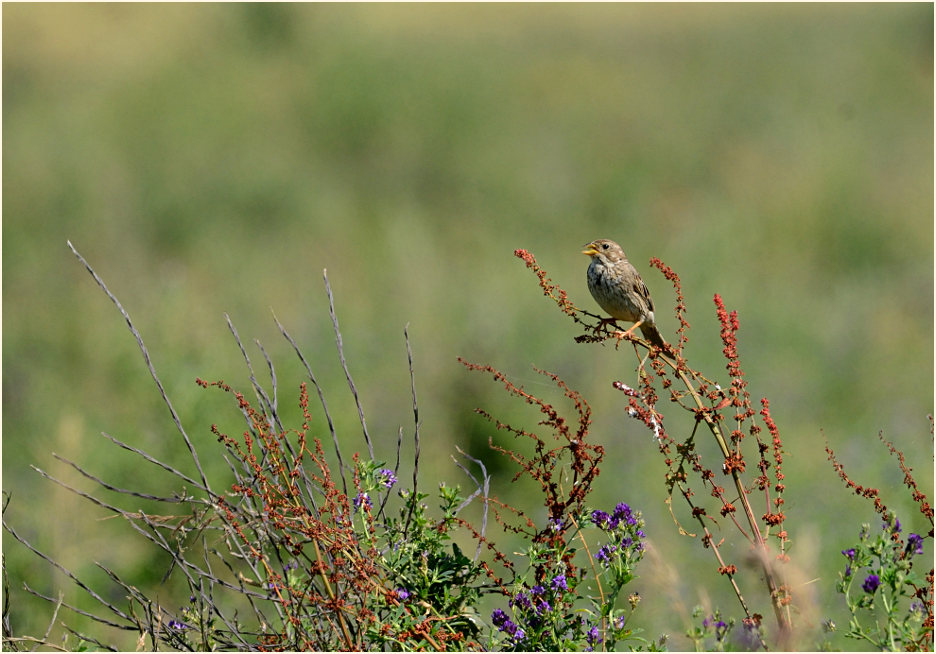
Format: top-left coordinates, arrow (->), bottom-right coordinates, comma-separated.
862,574 -> 880,594
595,544 -> 614,564
586,625 -> 602,645
907,533 -> 924,556
491,608 -> 508,628
510,626 -> 525,642
551,574 -> 568,592
614,502 -> 638,527
591,510 -> 611,530
491,609 -> 524,642
377,468 -> 397,489
509,590 -> 532,611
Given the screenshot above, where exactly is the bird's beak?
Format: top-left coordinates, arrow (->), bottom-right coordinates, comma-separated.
582,243 -> 598,257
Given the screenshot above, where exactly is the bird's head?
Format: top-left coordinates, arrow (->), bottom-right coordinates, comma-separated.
582,239 -> 627,263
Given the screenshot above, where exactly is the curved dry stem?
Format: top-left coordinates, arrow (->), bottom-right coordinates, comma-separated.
66,240 -> 211,492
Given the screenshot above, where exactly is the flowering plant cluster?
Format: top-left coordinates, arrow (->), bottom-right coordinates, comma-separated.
836,514 -> 931,648
684,607 -> 764,652
827,429 -> 934,651
3,243 -> 931,652
488,503 -> 658,652
591,502 -> 646,586
514,247 -> 933,651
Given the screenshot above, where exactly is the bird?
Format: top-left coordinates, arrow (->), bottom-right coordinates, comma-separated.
582,238 -> 667,350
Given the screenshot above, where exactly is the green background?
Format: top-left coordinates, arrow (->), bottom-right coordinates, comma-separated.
3,4 -> 932,649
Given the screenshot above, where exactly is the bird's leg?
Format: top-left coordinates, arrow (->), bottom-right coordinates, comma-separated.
616,319 -> 644,340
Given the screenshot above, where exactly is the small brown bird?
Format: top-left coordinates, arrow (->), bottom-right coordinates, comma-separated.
582,238 -> 667,349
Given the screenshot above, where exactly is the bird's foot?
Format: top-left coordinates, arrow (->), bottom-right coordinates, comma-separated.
611,325 -> 640,341
592,317 -> 619,334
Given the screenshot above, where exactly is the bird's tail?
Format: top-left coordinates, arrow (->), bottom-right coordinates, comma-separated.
640,321 -> 668,350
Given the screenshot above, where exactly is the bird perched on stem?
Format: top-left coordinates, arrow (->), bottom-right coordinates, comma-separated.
582,238 -> 667,350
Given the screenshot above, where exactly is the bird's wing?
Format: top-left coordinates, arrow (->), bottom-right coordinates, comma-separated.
633,276 -> 654,314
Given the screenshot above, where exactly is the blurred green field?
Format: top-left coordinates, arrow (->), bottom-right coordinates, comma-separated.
3,4 -> 932,649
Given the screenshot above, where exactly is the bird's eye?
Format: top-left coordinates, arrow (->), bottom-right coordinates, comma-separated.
601,243 -> 609,250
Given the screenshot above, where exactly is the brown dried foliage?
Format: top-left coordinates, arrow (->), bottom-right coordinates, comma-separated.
457,358 -> 604,584
513,247 -> 793,640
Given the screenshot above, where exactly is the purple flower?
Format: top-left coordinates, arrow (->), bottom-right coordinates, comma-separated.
551,574 -> 568,592
492,608 -> 525,642
591,510 -> 611,529
353,492 -> 371,510
907,533 -> 924,555
494,613 -> 524,641
395,588 -> 410,601
882,516 -> 902,533
613,502 -> 632,521
862,574 -> 880,594
530,584 -> 545,596
377,468 -> 397,488
491,608 -> 508,628
595,543 -> 617,564
585,626 -> 604,646
168,619 -> 188,630
586,625 -> 602,645
841,548 -> 856,560
509,590 -> 532,611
